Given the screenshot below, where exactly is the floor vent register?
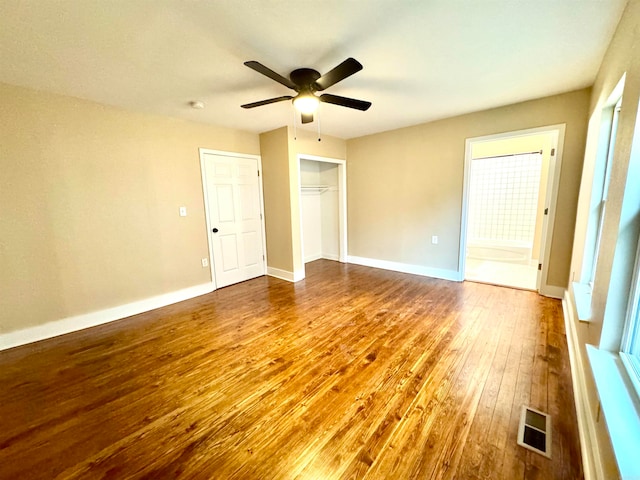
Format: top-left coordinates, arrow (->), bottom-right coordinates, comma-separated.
517,406 -> 551,458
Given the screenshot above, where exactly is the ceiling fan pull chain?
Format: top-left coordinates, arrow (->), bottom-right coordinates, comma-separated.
292,107 -> 297,140
317,108 -> 321,142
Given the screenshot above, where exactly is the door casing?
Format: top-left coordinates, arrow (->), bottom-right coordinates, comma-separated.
296,153 -> 348,281
459,124 -> 566,298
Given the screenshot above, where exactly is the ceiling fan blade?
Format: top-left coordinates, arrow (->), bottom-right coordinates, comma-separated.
244,61 -> 297,90
301,113 -> 314,124
241,96 -> 293,109
319,93 -> 371,111
313,58 -> 363,91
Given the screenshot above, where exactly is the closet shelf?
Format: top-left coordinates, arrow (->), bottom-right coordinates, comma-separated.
301,184 -> 331,193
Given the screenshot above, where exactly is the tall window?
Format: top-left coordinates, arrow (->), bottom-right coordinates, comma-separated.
616,92 -> 640,395
588,97 -> 622,286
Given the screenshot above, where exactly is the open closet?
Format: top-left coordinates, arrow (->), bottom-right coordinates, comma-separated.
300,158 -> 340,263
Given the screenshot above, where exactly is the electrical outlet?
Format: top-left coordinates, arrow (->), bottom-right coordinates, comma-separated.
201,258 -> 209,267
431,235 -> 438,245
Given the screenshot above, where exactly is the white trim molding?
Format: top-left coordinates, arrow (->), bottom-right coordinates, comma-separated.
266,267 -> 305,283
0,282 -> 215,352
563,290 -> 605,480
304,253 -> 340,263
539,284 -> 565,300
304,253 -> 324,263
347,255 -> 460,282
296,153 -> 348,279
572,282 -> 594,321
587,346 -> 640,480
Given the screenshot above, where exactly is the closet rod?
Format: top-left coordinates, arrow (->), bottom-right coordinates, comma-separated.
301,185 -> 330,193
473,150 -> 543,160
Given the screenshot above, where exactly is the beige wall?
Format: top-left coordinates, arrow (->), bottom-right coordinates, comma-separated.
0,82 -> 259,334
260,126 -> 346,276
260,127 -> 294,272
568,1 -> 640,476
471,133 -> 553,259
347,89 -> 590,287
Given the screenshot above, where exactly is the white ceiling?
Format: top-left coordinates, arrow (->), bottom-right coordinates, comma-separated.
0,1 -> 627,139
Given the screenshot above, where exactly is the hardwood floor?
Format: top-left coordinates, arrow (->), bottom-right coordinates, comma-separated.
0,260 -> 582,479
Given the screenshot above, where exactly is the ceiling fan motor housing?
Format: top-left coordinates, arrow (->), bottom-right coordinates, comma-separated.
289,68 -> 321,92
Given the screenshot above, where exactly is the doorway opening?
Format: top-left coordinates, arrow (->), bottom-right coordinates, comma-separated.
466,150 -> 543,289
460,125 -> 565,295
297,154 -> 347,278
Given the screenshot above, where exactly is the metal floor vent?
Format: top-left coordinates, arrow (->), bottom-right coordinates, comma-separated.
517,406 -> 551,458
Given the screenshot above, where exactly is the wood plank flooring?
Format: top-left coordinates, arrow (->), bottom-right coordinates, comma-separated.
0,260 -> 582,479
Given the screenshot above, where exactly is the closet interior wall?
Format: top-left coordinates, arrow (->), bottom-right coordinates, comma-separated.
300,159 -> 339,263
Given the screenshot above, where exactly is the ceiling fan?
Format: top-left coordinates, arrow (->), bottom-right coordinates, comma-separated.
241,58 -> 372,124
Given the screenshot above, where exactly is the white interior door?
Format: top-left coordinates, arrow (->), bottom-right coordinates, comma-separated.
203,153 -> 265,288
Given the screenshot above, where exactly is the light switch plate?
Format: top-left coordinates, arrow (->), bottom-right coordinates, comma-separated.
179,206 -> 187,217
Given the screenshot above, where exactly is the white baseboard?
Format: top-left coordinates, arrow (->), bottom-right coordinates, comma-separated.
304,253 -> 323,263
0,282 -> 215,352
346,255 -> 460,282
266,266 -> 305,283
562,290 -> 604,480
304,253 -> 340,264
540,284 -> 565,299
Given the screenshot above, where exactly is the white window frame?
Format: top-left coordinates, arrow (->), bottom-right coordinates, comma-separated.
621,237 -> 640,397
581,75 -> 640,479
572,91 -> 623,322
589,98 -> 622,287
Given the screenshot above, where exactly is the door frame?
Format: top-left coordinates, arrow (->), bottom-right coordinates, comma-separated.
296,154 -> 348,278
459,124 -> 566,297
199,148 -> 267,290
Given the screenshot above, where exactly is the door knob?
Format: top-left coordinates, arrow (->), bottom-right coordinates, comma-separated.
212,228 -> 219,233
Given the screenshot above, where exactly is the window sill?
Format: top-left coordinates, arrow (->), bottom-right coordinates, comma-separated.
586,345 -> 640,479
572,282 -> 593,322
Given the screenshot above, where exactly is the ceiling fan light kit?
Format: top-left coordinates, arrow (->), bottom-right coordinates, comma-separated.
293,92 -> 319,114
241,57 -> 371,125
